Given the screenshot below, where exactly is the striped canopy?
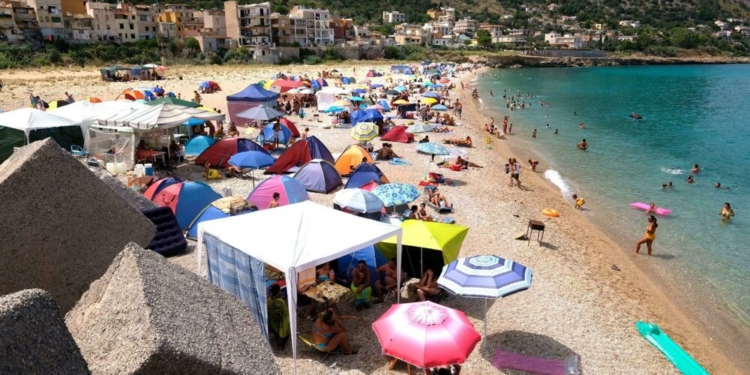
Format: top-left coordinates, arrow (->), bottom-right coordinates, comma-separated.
438,255 -> 533,299
351,122 -> 378,142
104,104 -> 224,131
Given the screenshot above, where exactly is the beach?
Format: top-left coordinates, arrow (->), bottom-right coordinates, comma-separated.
1,63 -> 746,375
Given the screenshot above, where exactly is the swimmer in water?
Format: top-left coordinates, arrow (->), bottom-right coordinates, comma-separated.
579,123 -> 585,129
646,202 -> 656,214
532,129 -> 537,138
691,164 -> 701,174
720,202 -> 735,222
554,128 -> 559,134
716,182 -> 721,188
577,139 -> 588,150
687,175 -> 694,184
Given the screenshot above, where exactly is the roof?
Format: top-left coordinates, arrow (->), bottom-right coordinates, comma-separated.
226,84 -> 280,102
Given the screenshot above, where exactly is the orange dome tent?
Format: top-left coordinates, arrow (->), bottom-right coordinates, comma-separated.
118,89 -> 145,101
334,144 -> 373,176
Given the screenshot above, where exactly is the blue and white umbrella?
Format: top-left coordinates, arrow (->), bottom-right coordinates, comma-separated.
333,188 -> 383,213
431,104 -> 448,112
416,142 -> 449,156
406,124 -> 434,134
349,96 -> 365,102
236,105 -> 285,121
372,183 -> 421,207
438,255 -> 533,345
422,91 -> 441,99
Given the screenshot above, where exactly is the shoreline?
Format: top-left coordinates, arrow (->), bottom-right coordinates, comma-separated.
463,67 -> 750,374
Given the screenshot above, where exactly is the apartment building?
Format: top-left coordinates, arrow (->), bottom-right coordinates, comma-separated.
289,6 -> 333,46
201,9 -> 225,36
26,0 -> 64,39
329,17 -> 354,44
64,13 -> 92,42
424,20 -> 451,39
453,17 -> 478,36
544,31 -> 584,48
382,11 -> 405,24
86,2 -> 115,41
225,1 -> 271,46
394,23 -> 431,46
352,25 -> 382,46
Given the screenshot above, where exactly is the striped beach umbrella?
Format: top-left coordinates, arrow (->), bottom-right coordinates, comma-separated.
438,255 -> 533,345
351,122 -> 379,142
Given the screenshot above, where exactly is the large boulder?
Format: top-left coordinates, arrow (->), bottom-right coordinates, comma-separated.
93,169 -> 157,211
0,289 -> 91,375
66,243 -> 280,375
0,139 -> 155,314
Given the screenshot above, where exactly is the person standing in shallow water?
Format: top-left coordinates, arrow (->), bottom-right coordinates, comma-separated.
635,215 -> 658,255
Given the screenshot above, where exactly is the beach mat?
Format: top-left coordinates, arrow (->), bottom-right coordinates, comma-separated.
636,321 -> 709,375
492,349 -> 572,375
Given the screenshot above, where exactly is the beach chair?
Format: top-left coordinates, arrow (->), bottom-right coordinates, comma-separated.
423,186 -> 453,214
299,335 -> 341,361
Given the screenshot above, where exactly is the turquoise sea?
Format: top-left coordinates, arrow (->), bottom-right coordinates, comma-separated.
477,65 -> 750,325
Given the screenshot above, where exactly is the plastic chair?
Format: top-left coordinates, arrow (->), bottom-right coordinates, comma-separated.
70,145 -> 89,157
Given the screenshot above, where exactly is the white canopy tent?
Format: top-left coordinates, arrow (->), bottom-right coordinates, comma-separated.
99,103 -> 224,131
0,107 -> 85,140
197,201 -> 402,368
316,87 -> 349,111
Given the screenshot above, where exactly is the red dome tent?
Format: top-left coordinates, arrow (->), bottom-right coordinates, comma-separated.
381,125 -> 414,143
266,136 -> 334,174
271,79 -> 304,93
278,117 -> 300,137
195,138 -> 265,168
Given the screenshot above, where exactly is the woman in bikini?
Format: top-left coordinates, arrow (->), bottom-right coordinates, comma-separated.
635,215 -> 658,255
312,309 -> 357,354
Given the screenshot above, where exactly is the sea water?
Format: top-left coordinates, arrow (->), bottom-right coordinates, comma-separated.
477,65 -> 750,325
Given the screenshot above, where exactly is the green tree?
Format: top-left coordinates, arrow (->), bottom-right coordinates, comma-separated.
476,29 -> 492,48
670,27 -> 700,49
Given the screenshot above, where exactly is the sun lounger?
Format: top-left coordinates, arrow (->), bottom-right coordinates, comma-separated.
492,349 -> 580,375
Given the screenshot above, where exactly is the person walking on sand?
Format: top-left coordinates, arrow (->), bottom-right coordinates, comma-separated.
512,158 -> 522,188
635,215 -> 658,255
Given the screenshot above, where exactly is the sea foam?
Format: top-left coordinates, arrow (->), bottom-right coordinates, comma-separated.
544,169 -> 572,196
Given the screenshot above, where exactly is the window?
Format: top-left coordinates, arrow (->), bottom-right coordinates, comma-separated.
140,15 -> 147,22
131,33 -> 135,39
129,24 -> 133,29
119,24 -> 123,29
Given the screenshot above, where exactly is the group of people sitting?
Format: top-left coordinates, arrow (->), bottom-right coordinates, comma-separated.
375,143 -> 399,160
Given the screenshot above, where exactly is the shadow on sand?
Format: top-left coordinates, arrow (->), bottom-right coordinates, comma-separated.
480,330 -> 582,374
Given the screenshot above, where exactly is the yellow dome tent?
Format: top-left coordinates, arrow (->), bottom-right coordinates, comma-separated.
334,144 -> 373,176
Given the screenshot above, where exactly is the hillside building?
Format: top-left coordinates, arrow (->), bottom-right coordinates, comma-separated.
382,11 -> 404,24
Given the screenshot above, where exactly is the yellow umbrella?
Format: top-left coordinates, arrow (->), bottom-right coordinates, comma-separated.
350,122 -> 379,142
333,99 -> 352,107
196,106 -> 216,112
393,99 -> 410,105
421,98 -> 438,105
263,80 -> 273,90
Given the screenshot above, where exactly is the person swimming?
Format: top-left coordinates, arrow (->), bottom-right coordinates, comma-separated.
577,139 -> 588,150
691,164 -> 701,174
687,175 -> 694,184
720,202 -> 735,222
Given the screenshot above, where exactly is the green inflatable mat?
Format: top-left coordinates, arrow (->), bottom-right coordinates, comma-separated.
636,321 -> 709,375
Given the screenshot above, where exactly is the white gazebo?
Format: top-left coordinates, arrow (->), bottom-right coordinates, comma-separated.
197,201 -> 403,366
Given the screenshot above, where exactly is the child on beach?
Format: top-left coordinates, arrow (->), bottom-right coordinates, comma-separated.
573,194 -> 585,210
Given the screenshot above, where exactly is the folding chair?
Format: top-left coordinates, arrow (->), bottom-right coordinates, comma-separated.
298,335 -> 341,361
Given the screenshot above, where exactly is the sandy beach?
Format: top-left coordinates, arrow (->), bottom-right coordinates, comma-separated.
1,62 -> 746,375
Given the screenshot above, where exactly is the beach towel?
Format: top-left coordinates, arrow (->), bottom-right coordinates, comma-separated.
389,158 -> 411,166
492,349 -> 580,375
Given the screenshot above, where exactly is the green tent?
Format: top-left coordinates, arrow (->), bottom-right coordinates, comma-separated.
0,108 -> 85,164
376,220 -> 469,277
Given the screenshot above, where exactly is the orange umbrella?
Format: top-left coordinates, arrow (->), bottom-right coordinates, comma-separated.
84,97 -> 102,103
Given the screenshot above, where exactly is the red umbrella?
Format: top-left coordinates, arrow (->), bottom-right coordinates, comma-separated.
372,301 -> 481,368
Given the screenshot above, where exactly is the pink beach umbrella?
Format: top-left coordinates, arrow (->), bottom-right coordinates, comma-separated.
372,301 -> 481,368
